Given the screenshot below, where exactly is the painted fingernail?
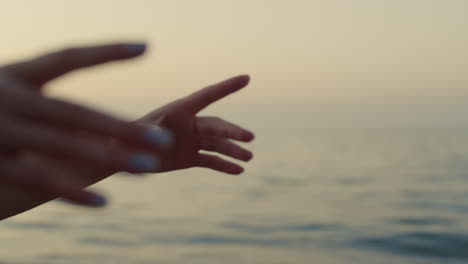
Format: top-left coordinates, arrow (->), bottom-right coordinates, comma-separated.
126,43 -> 146,54
129,153 -> 159,172
144,126 -> 173,147
88,195 -> 107,207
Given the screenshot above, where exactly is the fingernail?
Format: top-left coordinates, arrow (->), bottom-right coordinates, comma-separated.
129,153 -> 159,172
126,43 -> 146,54
88,195 -> 107,207
144,126 -> 173,147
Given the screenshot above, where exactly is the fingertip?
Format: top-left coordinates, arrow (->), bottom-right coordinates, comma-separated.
238,74 -> 251,85
86,194 -> 108,207
244,151 -> 254,161
229,165 -> 244,175
57,192 -> 108,208
242,131 -> 255,142
126,43 -> 147,55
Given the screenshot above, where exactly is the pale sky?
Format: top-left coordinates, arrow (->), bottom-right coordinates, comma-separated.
1,0 -> 467,126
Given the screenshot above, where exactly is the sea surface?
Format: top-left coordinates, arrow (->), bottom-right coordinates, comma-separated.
2,126 -> 468,264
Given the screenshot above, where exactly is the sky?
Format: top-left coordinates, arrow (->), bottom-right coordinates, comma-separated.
1,0 -> 468,126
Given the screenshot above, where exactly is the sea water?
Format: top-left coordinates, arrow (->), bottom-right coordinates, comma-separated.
2,125 -> 468,264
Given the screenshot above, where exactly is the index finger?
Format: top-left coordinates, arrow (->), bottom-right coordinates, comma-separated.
183,75 -> 250,114
1,43 -> 147,86
0,79 -> 170,154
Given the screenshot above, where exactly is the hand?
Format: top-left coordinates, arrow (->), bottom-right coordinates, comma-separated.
0,75 -> 255,218
138,75 -> 255,175
0,43 -> 169,207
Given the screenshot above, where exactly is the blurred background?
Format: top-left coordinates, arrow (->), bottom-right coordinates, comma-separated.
1,1 -> 468,263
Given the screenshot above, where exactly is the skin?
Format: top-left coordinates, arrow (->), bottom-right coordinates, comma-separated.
0,43 -> 254,220
138,75 -> 254,174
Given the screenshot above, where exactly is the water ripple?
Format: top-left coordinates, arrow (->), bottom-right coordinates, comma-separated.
3,221 -> 67,230
144,234 -> 320,248
390,217 -> 454,226
79,237 -> 143,247
222,222 -> 341,234
353,232 -> 468,259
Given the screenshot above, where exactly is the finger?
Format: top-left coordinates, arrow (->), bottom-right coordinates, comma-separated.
199,137 -> 253,161
182,75 -> 250,114
0,146 -> 20,158
196,153 -> 244,175
0,158 -> 107,207
196,116 -> 255,142
0,80 -> 171,152
0,113 -> 160,173
1,43 -> 147,86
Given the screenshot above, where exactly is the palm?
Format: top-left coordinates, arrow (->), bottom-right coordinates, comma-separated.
140,103 -> 200,171
139,75 -> 254,174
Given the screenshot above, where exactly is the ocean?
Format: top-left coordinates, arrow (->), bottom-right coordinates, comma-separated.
2,125 -> 468,263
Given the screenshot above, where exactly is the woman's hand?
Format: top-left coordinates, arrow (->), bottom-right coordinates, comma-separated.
138,75 -> 254,175
0,74 -> 255,219
0,43 -> 169,207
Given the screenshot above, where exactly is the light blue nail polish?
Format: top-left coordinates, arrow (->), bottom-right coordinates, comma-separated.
89,195 -> 107,207
127,43 -> 146,53
144,126 -> 173,147
129,153 -> 159,172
